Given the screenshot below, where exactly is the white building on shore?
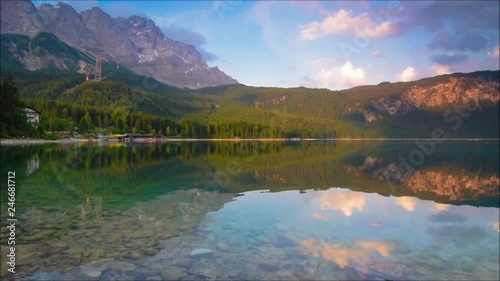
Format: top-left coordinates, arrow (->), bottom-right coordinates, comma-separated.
25,106 -> 41,127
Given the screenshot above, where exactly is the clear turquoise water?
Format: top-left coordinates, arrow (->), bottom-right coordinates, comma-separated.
0,141 -> 498,280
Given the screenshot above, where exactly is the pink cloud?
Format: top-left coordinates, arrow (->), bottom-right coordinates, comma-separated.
299,9 -> 396,40
396,66 -> 417,82
372,50 -> 384,58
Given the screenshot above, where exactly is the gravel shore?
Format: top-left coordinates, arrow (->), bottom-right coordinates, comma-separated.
0,138 -> 91,146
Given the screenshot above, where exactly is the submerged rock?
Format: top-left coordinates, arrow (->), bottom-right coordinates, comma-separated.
83,270 -> 101,279
198,267 -> 218,280
161,266 -> 184,280
23,229 -> 57,242
109,261 -> 137,272
172,258 -> 192,268
78,266 -> 103,280
88,258 -> 114,269
272,233 -> 298,248
89,248 -> 105,258
227,270 -> 241,279
348,259 -> 409,280
216,241 -> 231,252
190,248 -> 213,258
258,260 -> 280,272
64,246 -> 84,255
126,250 -> 143,259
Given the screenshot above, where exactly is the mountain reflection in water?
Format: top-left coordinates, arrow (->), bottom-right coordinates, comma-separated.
0,141 -> 498,280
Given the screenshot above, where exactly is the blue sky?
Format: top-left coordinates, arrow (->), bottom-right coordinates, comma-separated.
34,1 -> 499,90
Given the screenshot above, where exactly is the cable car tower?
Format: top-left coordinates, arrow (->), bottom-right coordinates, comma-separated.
94,55 -> 102,81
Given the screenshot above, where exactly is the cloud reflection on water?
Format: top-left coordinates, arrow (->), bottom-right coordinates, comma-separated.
311,212 -> 330,221
395,196 -> 417,212
300,238 -> 393,269
433,203 -> 450,212
318,189 -> 366,217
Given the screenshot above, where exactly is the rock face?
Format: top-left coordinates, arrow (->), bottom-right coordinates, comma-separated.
0,0 -> 238,89
404,77 -> 499,108
342,74 -> 500,122
0,0 -> 42,36
1,32 -> 93,72
37,2 -> 102,54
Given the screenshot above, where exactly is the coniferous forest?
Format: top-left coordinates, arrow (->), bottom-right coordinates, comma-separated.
1,66 -> 498,139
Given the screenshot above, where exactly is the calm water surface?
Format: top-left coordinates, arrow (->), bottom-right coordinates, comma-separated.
0,141 -> 498,280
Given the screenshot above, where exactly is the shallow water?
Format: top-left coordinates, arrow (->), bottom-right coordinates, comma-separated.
0,141 -> 499,280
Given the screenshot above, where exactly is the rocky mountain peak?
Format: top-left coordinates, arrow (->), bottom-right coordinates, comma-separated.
0,0 -> 36,14
37,2 -> 100,53
1,0 -> 238,89
80,7 -> 116,28
40,1 -> 76,12
0,0 -> 41,36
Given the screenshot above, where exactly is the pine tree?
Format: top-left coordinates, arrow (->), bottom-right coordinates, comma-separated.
0,73 -> 29,137
78,112 -> 92,133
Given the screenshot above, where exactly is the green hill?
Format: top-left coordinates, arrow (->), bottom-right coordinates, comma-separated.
1,32 -> 498,138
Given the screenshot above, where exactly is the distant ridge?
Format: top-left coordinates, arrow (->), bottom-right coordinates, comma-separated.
0,0 -> 238,88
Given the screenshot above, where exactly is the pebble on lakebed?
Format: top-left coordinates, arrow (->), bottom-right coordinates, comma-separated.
189,248 -> 214,258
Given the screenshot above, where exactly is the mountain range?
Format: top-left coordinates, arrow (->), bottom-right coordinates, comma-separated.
1,0 -> 499,139
0,0 -> 237,88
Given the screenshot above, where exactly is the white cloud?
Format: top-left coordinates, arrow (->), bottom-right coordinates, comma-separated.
487,46 -> 500,58
396,66 -> 417,82
300,22 -> 321,40
299,9 -> 395,40
372,50 -> 384,58
311,57 -> 331,67
316,62 -> 366,90
432,64 -> 451,75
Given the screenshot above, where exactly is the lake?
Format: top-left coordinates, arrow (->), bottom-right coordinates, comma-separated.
0,141 -> 499,280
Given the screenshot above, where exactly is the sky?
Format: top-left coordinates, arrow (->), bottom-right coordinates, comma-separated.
33,0 -> 500,90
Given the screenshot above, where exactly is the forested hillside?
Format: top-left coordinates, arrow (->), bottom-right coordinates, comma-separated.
1,32 -> 498,139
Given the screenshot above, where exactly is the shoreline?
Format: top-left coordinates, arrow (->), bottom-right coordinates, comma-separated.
0,138 -> 90,146
164,138 -> 500,142
1,137 -> 499,146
